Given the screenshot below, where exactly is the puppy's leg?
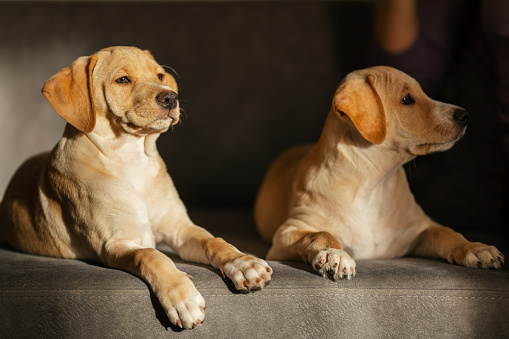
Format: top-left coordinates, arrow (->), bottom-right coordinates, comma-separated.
103,240 -> 205,329
412,224 -> 504,269
203,237 -> 273,291
268,221 -> 356,281
162,221 -> 273,292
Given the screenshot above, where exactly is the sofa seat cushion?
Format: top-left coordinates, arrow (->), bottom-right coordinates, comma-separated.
1,209 -> 508,338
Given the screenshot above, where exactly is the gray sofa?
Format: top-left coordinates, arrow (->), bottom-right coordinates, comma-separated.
2,209 -> 508,338
1,1 -> 508,338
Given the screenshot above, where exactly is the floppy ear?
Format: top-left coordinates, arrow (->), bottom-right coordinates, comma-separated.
333,74 -> 386,144
143,49 -> 154,59
42,55 -> 98,133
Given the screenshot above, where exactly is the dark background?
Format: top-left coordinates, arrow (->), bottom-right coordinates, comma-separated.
0,1 -> 506,237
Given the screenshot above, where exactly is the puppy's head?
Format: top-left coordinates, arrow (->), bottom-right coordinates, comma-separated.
333,66 -> 467,155
42,46 -> 180,135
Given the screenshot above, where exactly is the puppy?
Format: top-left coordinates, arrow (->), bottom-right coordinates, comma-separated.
0,46 -> 272,329
255,66 -> 504,281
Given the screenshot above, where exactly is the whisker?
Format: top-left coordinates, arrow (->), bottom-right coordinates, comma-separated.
162,65 -> 180,79
179,108 -> 188,120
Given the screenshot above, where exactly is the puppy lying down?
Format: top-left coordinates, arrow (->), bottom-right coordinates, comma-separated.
0,46 -> 272,329
255,66 -> 504,280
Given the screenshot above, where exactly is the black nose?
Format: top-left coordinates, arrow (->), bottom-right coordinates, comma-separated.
156,91 -> 178,110
453,109 -> 468,127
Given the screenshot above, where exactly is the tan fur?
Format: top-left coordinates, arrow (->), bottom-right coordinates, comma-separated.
255,66 -> 504,281
0,46 -> 272,329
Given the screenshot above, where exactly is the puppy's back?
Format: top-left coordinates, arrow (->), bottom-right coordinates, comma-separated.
0,152 -> 57,254
255,144 -> 313,242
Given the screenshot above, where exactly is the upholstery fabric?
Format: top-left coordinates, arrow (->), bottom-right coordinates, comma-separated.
1,209 -> 508,338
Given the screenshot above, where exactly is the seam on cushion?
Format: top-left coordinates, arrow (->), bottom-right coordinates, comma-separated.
202,294 -> 509,300
1,295 -> 508,300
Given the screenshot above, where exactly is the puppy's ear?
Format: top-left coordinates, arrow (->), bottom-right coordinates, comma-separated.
143,49 -> 154,59
42,55 -> 98,133
333,74 -> 386,144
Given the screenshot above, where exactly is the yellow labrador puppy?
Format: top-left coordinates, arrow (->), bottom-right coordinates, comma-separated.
0,46 -> 272,329
255,66 -> 504,281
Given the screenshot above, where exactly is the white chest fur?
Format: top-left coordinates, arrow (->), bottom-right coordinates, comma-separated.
103,135 -> 161,193
321,167 -> 427,260
92,135 -> 163,248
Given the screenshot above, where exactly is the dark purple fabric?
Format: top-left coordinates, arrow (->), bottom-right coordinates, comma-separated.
482,1 -> 509,137
371,0 -> 478,98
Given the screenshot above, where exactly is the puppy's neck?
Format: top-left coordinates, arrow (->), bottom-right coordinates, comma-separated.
315,109 -> 413,191
63,120 -> 160,159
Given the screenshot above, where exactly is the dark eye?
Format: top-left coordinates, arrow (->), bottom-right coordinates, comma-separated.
115,76 -> 130,84
401,94 -> 414,105
158,73 -> 164,81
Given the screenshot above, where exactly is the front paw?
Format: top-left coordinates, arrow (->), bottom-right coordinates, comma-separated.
222,255 -> 273,292
158,272 -> 206,329
450,242 -> 504,269
312,248 -> 356,281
